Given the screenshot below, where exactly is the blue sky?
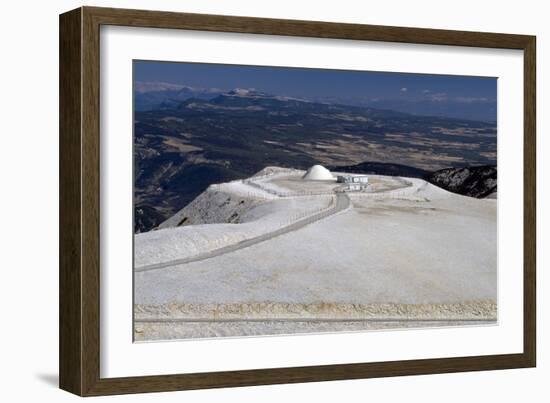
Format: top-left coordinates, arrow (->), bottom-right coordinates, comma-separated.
134,60 -> 497,121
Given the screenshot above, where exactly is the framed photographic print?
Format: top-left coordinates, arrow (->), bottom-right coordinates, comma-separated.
59,6 -> 536,396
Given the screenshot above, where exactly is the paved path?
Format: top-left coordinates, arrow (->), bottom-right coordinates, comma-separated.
135,193 -> 351,272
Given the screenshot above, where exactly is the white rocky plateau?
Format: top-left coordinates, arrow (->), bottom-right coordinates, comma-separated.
134,166 -> 497,341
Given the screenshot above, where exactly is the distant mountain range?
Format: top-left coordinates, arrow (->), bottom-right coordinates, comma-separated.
135,82 -> 496,122
134,84 -> 224,111
134,87 -> 497,232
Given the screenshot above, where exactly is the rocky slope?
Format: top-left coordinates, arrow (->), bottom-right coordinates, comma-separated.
426,165 -> 497,198
157,186 -> 263,229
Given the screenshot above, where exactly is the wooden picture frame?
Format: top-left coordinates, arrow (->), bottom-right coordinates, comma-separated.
59,6 -> 536,396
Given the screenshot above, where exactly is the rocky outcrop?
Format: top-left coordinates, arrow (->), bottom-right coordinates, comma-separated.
157,187 -> 261,229
427,166 -> 496,198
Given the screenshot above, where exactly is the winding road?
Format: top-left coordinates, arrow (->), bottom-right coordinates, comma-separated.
135,192 -> 350,272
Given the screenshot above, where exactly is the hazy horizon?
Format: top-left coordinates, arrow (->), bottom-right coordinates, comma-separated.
134,60 -> 497,122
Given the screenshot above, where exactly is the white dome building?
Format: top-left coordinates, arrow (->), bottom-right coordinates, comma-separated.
302,164 -> 334,181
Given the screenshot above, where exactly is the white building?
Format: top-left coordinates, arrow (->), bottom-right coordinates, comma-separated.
345,183 -> 362,192
336,175 -> 369,184
336,174 -> 369,192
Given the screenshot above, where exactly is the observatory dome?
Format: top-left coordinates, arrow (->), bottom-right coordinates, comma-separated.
302,165 -> 333,181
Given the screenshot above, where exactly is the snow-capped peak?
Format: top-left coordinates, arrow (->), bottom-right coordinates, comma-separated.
233,88 -> 254,96
225,88 -> 262,97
